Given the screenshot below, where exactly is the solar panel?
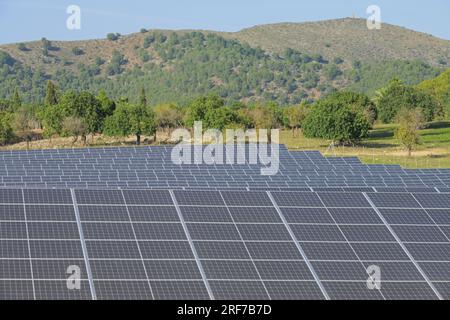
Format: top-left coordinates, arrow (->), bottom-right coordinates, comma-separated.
0,145 -> 448,190
264,281 -> 325,300
0,143 -> 450,300
90,189 -> 448,299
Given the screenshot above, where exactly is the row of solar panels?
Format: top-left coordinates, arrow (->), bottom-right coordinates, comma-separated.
2,185 -> 449,193
1,145 -> 449,173
1,188 -> 450,300
0,146 -> 449,189
0,178 -> 447,190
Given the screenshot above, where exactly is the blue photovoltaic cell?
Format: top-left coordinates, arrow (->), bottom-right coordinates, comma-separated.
0,145 -> 448,189
0,143 -> 449,300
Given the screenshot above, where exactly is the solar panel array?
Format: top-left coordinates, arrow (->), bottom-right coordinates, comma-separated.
0,145 -> 450,300
1,188 -> 450,300
0,145 -> 448,190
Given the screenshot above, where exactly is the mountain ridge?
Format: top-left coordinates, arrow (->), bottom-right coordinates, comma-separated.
2,18 -> 450,67
224,18 -> 450,66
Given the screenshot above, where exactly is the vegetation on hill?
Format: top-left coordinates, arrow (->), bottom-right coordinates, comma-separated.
0,19 -> 448,105
230,18 -> 450,66
0,32 -> 342,105
348,60 -> 442,96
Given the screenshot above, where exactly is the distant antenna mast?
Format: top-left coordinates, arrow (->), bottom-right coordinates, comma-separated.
352,12 -> 357,19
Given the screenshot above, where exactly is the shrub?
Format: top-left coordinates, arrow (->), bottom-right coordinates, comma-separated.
104,102 -> 156,145
0,50 -> 15,66
17,43 -> 27,51
394,108 -> 424,156
94,56 -> 105,66
71,47 -> 84,55
324,64 -> 342,80
333,57 -> 344,64
143,35 -> 155,48
106,33 -> 120,41
303,100 -> 370,144
106,50 -> 127,75
377,79 -> 439,123
325,91 -> 377,125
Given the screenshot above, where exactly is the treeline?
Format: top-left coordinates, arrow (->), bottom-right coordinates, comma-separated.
0,76 -> 445,148
0,81 -> 305,146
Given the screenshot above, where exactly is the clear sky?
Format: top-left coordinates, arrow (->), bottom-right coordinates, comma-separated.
1,0 -> 449,44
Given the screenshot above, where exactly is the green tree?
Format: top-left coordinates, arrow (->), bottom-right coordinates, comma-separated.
40,104 -> 64,140
104,102 -> 156,145
107,33 -> 120,41
377,79 -> 439,123
0,113 -> 14,145
204,106 -> 240,131
283,103 -> 309,137
266,102 -> 284,127
58,90 -> 102,143
71,47 -> 84,55
303,100 -> 370,144
0,99 -> 10,111
41,37 -> 51,50
107,50 -> 127,75
44,80 -> 58,106
325,91 -> 377,125
394,108 -> 424,156
14,107 -> 35,149
143,34 -> 155,48
97,90 -> 116,119
417,69 -> 450,119
139,87 -> 147,107
248,105 -> 278,130
63,116 -> 88,146
154,103 -> 183,135
246,104 -> 281,142
184,95 -> 225,127
11,87 -> 22,110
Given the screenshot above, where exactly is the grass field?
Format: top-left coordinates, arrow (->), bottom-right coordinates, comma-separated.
2,121 -> 450,169
281,121 -> 450,168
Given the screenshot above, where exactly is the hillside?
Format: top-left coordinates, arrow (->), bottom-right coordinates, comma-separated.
229,18 -> 450,66
0,18 -> 448,105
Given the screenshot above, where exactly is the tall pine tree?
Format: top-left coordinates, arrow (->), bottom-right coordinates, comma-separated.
11,87 -> 22,110
44,80 -> 58,106
139,87 -> 147,107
